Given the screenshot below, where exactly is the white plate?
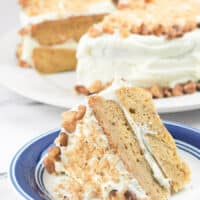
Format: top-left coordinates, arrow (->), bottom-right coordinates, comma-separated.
0,30 -> 200,113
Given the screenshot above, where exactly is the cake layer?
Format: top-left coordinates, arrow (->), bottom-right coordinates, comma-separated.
30,14 -> 106,45
18,36 -> 78,73
115,87 -> 191,192
33,48 -> 76,73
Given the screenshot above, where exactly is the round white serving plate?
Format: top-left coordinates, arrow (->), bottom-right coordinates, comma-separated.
0,30 -> 200,113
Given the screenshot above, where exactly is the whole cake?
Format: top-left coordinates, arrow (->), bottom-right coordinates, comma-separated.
76,0 -> 200,98
17,0 -> 116,73
44,80 -> 190,200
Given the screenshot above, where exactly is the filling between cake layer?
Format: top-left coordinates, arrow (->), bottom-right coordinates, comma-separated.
20,35 -> 78,66
77,28 -> 200,88
20,1 -> 116,26
52,107 -> 147,199
99,79 -> 170,191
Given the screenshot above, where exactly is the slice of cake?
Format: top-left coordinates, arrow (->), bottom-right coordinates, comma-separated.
76,0 -> 200,98
17,0 -> 116,73
44,80 -> 190,200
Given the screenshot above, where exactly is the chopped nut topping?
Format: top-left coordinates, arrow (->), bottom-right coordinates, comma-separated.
62,120 -> 76,133
48,146 -> 61,161
196,82 -> 200,91
18,60 -> 30,68
172,84 -> 184,96
118,3 -> 130,10
62,111 -> 77,122
75,85 -> 90,96
76,105 -> 86,120
58,132 -> 68,146
124,190 -> 137,200
43,157 -> 55,174
52,117 -> 125,199
109,189 -> 118,198
102,24 -> 115,34
19,28 -> 29,35
89,0 -> 200,39
150,85 -> 163,98
120,26 -> 131,38
112,0 -> 119,6
163,87 -> 172,98
18,0 -> 28,7
183,81 -> 196,94
19,0 -> 111,16
88,26 -> 103,38
62,111 -> 77,133
88,80 -> 103,94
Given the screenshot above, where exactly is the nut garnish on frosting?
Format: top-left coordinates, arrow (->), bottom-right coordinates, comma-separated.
19,0 -> 114,16
89,0 -> 200,39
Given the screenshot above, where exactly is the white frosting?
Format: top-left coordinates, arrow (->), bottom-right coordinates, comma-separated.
99,79 -> 170,191
20,35 -> 78,65
20,1 -> 116,26
77,28 -> 200,88
53,108 -> 147,200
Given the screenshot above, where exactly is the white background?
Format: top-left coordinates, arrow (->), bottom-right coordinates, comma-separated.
0,1 -> 200,200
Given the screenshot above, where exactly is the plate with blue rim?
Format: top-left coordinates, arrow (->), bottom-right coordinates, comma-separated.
9,121 -> 200,200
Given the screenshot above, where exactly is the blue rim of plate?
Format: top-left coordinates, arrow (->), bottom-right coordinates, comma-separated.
9,121 -> 200,200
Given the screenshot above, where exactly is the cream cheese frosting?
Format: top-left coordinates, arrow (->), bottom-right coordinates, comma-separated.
20,1 -> 116,27
77,27 -> 200,88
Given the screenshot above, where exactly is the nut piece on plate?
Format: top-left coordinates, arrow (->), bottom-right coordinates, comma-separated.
172,84 -> 184,96
43,157 -> 56,174
183,81 -> 196,94
150,85 -> 163,98
163,87 -> 172,97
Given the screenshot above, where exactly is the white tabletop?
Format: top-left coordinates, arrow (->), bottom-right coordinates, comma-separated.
1,1 -> 200,199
